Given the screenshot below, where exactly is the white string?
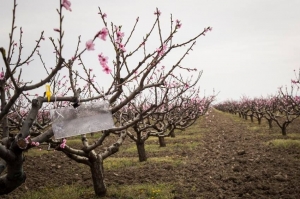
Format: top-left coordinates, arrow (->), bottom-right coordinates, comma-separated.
54,95 -> 64,119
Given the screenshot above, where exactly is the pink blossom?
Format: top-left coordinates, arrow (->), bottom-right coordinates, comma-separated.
25,136 -> 30,144
60,138 -> 67,148
62,0 -> 72,11
31,141 -> 40,146
176,19 -> 182,29
103,66 -> 112,74
156,44 -> 167,56
98,54 -> 108,66
102,13 -> 107,18
116,42 -> 126,52
85,40 -> 95,51
98,53 -> 111,73
97,28 -> 108,41
116,30 -> 124,42
54,28 -> 60,32
0,72 -> 4,80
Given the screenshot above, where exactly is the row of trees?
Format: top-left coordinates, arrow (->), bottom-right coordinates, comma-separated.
0,0 -> 213,196
214,81 -> 300,136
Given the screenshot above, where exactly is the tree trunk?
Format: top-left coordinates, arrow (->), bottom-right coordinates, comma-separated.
267,119 -> 273,129
250,115 -> 253,122
281,122 -> 289,136
90,154 -> 107,196
0,152 -> 26,195
258,117 -> 261,125
281,126 -> 287,136
158,136 -> 166,147
136,141 -> 147,162
170,130 -> 175,138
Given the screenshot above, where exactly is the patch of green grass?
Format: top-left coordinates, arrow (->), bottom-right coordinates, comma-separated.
104,157 -> 140,170
25,148 -> 53,157
123,142 -> 199,154
22,182 -> 174,199
268,139 -> 300,148
65,139 -> 82,146
21,184 -> 91,199
247,125 -> 261,131
287,133 -> 300,138
106,183 -> 174,199
104,156 -> 183,170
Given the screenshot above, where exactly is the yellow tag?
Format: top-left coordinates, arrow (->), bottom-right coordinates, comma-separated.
45,84 -> 52,102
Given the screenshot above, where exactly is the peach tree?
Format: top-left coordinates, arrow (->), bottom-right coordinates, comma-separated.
0,0 -> 212,196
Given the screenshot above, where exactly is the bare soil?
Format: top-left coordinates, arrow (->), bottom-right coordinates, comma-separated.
3,109 -> 300,199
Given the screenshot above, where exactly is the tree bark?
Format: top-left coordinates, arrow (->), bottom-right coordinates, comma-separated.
158,136 -> 166,147
90,154 -> 107,196
0,152 -> 26,195
136,141 -> 147,162
267,119 -> 273,129
250,115 -> 253,122
258,117 -> 261,125
281,122 -> 289,136
170,130 -> 175,138
281,126 -> 287,136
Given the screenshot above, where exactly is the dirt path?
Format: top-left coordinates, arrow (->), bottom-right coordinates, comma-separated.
191,109 -> 300,199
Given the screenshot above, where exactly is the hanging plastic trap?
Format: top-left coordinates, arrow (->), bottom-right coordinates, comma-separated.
50,101 -> 114,139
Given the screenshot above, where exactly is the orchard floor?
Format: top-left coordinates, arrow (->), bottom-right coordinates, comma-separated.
4,109 -> 300,199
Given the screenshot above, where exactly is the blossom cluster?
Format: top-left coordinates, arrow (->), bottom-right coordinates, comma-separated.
115,28 -> 126,52
25,136 -> 40,147
98,53 -> 111,74
60,138 -> 67,148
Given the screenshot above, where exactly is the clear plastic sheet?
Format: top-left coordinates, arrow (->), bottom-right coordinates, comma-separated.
50,101 -> 114,139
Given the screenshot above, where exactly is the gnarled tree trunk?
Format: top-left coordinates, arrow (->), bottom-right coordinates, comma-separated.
281,122 -> 289,136
136,141 -> 147,162
257,117 -> 262,125
90,154 -> 107,196
0,150 -> 26,195
158,136 -> 166,147
170,131 -> 175,138
267,119 -> 273,129
250,115 -> 253,122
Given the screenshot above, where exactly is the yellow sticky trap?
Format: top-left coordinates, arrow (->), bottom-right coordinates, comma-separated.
45,84 -> 52,102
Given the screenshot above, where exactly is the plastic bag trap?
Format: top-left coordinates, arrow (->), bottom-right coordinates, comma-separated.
50,101 -> 114,139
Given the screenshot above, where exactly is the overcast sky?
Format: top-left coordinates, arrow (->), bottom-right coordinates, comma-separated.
0,0 -> 299,102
